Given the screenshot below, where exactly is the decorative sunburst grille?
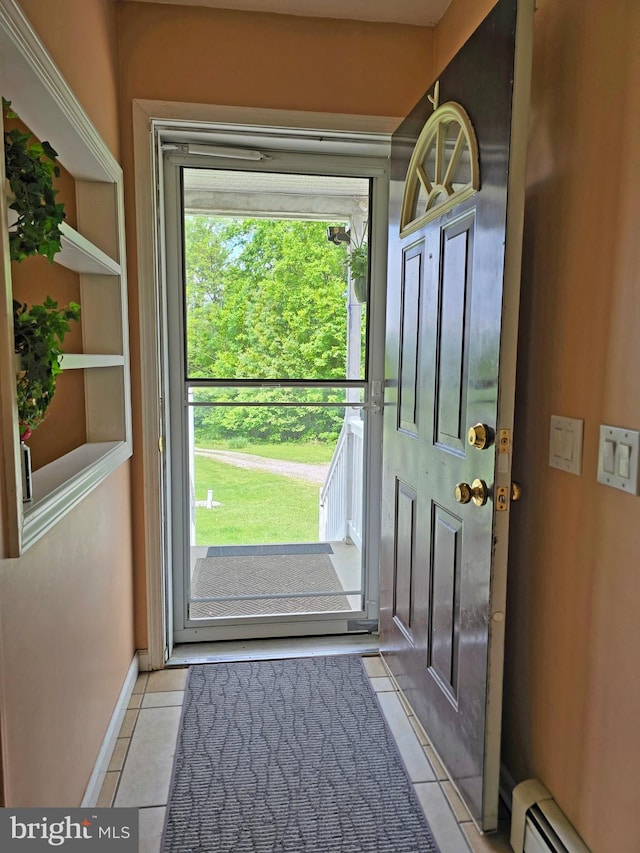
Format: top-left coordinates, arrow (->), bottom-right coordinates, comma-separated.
400,100 -> 480,236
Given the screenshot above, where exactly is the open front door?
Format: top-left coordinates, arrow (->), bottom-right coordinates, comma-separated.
380,0 -> 533,831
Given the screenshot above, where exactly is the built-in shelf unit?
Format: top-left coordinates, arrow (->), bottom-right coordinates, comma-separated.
0,0 -> 132,556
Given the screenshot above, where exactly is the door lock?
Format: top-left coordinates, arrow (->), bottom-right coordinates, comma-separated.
454,478 -> 489,506
468,423 -> 494,450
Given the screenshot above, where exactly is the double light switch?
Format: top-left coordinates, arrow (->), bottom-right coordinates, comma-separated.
549,415 -> 583,476
597,425 -> 640,494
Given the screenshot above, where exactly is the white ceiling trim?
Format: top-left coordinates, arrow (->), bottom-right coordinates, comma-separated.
120,0 -> 452,27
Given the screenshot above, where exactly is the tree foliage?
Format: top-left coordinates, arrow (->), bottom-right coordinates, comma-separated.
184,216 -> 349,443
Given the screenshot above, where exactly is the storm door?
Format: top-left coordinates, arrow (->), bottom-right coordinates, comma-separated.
164,153 -> 386,643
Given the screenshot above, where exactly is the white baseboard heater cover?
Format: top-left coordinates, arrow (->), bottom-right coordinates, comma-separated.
511,779 -> 591,853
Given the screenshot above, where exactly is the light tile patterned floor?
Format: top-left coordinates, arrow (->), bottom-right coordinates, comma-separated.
98,657 -> 512,852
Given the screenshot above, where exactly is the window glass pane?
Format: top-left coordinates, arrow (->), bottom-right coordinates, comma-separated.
186,400 -> 365,620
182,169 -> 370,382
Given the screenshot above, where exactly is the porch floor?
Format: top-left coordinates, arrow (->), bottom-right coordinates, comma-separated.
189,540 -> 362,619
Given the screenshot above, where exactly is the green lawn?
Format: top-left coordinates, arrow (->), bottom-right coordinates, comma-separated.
194,455 -> 320,546
194,439 -> 334,465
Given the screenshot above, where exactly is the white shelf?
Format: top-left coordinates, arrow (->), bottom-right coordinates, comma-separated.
22,441 -> 131,551
0,0 -> 132,556
59,353 -> 124,370
57,222 -> 121,275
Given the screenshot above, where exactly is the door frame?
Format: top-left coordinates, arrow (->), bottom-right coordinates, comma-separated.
132,101 -> 399,667
163,149 -> 387,643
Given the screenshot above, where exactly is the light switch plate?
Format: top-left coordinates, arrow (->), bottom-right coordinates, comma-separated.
549,415 -> 583,475
597,424 -> 640,494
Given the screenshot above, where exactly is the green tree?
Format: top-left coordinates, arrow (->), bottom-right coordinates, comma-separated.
184,216 -> 349,443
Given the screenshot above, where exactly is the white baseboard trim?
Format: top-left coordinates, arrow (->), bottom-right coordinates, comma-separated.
81,655 -> 139,807
137,649 -> 150,672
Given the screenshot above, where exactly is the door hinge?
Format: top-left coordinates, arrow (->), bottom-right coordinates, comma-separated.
158,436 -> 164,453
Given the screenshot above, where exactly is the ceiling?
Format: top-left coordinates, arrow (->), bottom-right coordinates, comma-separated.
120,0 -> 453,27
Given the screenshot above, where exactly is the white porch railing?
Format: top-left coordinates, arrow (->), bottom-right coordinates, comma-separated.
319,415 -> 364,549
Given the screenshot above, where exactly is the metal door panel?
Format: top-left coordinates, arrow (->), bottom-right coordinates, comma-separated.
381,0 -> 533,830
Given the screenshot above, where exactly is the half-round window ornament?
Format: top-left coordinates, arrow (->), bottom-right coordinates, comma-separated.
400,100 -> 480,237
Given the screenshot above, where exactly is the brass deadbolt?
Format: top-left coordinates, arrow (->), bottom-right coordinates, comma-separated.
454,478 -> 489,507
468,423 -> 494,450
454,482 -> 472,504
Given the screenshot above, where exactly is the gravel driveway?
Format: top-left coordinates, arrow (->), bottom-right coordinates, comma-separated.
194,448 -> 330,486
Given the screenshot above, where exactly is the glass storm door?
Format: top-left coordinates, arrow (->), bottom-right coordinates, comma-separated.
163,155 -> 385,643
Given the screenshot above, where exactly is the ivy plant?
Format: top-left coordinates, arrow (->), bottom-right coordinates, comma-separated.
3,98 -> 65,262
13,297 -> 80,440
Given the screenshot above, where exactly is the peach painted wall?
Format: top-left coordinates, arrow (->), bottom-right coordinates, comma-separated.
116,1 -> 435,647
433,0 -> 494,75
0,466 -> 134,806
16,0 -> 120,159
0,0 -> 135,806
436,1 -> 640,851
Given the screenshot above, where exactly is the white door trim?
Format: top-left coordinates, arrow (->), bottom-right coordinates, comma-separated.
132,100 -> 398,668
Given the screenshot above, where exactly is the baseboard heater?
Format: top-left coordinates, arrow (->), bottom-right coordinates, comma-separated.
511,779 -> 591,853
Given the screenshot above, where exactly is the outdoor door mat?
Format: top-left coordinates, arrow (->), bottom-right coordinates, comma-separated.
161,656 -> 440,852
206,543 -> 334,557
191,553 -> 351,618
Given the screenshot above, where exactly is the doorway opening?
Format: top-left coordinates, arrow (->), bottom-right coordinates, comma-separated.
163,153 -> 387,643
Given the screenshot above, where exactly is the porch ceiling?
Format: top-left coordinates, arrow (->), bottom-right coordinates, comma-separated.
118,0 -> 453,27
183,168 -> 369,219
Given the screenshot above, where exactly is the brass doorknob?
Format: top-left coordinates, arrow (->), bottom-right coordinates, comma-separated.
468,423 -> 494,450
511,481 -> 522,501
454,478 -> 489,507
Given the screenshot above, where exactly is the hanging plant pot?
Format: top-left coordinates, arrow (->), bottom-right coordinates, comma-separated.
353,275 -> 368,303
20,440 -> 32,502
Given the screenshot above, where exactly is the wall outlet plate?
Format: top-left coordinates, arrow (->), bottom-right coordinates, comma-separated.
597,424 -> 640,495
549,415 -> 583,476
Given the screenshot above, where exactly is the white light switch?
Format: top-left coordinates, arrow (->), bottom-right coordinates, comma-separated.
549,415 -> 584,476
603,439 -> 616,474
597,425 -> 640,494
553,428 -> 563,457
617,443 -> 631,479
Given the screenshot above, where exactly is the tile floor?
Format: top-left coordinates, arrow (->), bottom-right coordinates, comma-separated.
97,655 -> 513,853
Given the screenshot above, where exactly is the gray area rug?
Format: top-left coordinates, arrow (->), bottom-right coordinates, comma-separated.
206,543 -> 334,557
190,553 -> 351,618
161,656 -> 441,853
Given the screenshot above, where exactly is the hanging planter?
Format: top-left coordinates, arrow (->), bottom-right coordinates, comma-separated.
20,440 -> 32,502
349,242 -> 368,304
353,275 -> 368,303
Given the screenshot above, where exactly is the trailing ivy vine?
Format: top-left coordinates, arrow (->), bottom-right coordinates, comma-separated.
13,297 -> 80,439
3,98 -> 65,262
3,98 -> 78,440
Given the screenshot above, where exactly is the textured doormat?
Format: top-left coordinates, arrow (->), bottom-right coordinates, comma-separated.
206,543 -> 334,557
190,553 -> 351,618
161,656 -> 440,853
